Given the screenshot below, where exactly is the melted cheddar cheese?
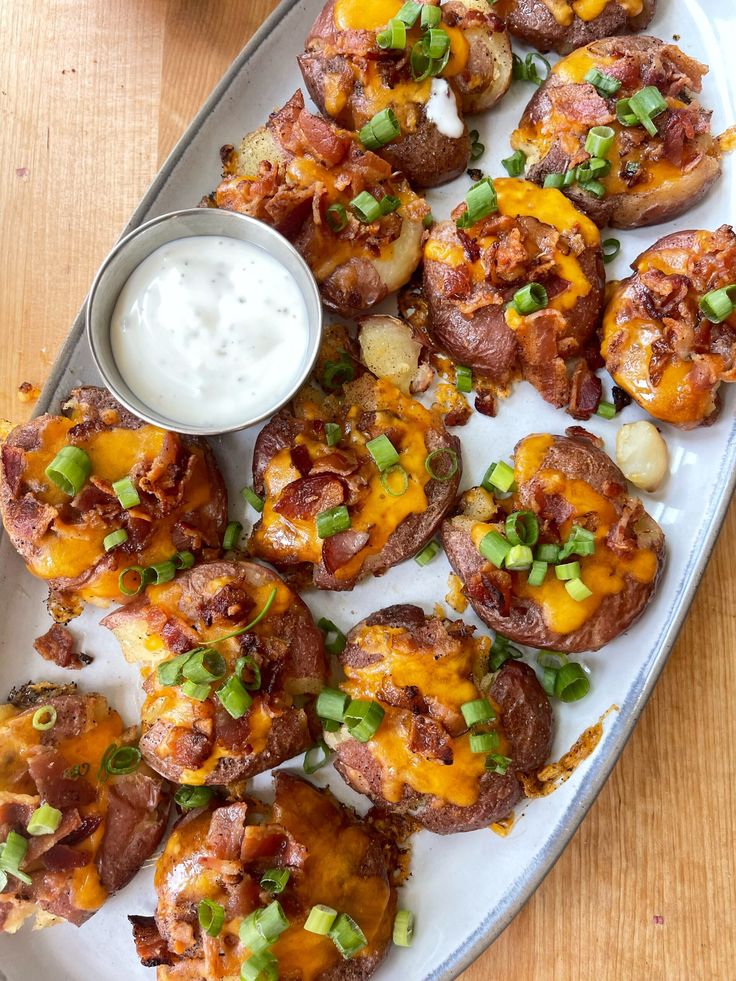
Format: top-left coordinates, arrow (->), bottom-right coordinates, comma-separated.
532,0 -> 643,25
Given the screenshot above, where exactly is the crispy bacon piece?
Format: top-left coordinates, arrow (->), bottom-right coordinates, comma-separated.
568,360 -> 602,420
408,716 -> 454,764
274,474 -> 346,520
467,568 -> 512,617
27,751 -> 97,809
322,529 -> 370,574
33,624 -> 91,670
206,803 -> 248,860
548,83 -> 614,128
129,916 -> 174,968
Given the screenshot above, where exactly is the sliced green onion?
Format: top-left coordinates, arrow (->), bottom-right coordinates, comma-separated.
240,950 -> 279,981
505,544 -> 533,570
543,172 -> 565,189
103,744 -> 142,776
393,909 -> 415,947
470,134 -> 485,161
580,179 -> 606,199
174,785 -> 215,810
240,911 -> 270,955
537,649 -> 568,670
512,52 -> 550,85
424,27 -> 450,59
216,675 -> 252,718
182,648 -> 226,684
0,831 -> 31,885
182,679 -> 211,701
596,402 -> 616,420
26,803 -> 63,836
242,486 -> 265,513
420,4 -> 441,28
615,97 -> 638,126
559,525 -> 595,560
316,687 -> 349,724
424,447 -> 459,481
325,422 -> 342,447
584,67 -> 622,97
223,521 -> 243,551
304,739 -> 332,774
261,868 -> 290,894
501,149 -> 526,177
541,666 -> 558,696
322,352 -> 355,390
359,107 -> 401,150
174,550 -> 195,570
235,655 -> 262,690
344,699 -> 385,742
330,912 -> 368,959
565,577 -> 593,601
305,904 -> 338,935
555,662 -> 591,701
112,475 -> 140,509
512,282 -> 548,315
381,464 -> 408,496
157,650 -> 195,687
366,433 -> 400,471
482,460 -> 515,493
478,530 -> 511,568
63,762 -> 90,779
118,565 -> 148,596
575,157 -> 611,183
485,753 -> 511,774
489,633 -> 522,671
45,445 -> 92,497
415,540 -> 440,566
350,190 -> 382,223
396,0 -> 421,26
584,125 -> 615,157
628,85 -> 668,136
316,504 -> 351,539
380,194 -> 401,216
423,212 -> 435,229
149,560 -> 176,585
257,900 -> 289,944
602,238 -> 621,263
198,899 -> 225,937
455,365 -> 473,393
555,561 -> 581,581
326,202 -> 348,233
505,510 -> 539,547
461,699 -> 496,726
376,17 -> 407,50
103,528 -> 128,551
456,178 -> 497,229
32,705 -> 57,731
317,617 -> 347,656
527,559 -> 548,587
700,285 -> 736,323
536,543 -> 561,563
470,730 -> 499,753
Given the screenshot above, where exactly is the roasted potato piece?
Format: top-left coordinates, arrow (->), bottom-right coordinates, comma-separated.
0,386 -> 227,622
441,430 -> 666,652
298,0 -> 512,188
357,315 -> 428,395
206,90 -> 428,317
494,0 -> 656,55
602,225 -> 736,428
423,177 -> 604,407
0,682 -> 171,932
329,604 -> 553,833
249,373 -> 462,590
101,560 -> 326,786
130,772 -> 399,980
512,37 -> 722,228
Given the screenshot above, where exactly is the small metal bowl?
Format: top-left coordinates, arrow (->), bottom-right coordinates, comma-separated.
86,208 -> 323,435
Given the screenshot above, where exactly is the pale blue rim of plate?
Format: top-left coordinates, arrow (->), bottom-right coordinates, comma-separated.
13,1 -> 736,978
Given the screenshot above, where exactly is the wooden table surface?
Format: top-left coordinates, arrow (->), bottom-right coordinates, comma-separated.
1,2 -> 734,978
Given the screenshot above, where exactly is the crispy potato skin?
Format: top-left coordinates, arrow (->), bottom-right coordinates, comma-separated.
514,36 -> 721,229
496,0 -> 656,54
441,433 -> 666,652
602,226 -> 736,428
331,605 -> 553,833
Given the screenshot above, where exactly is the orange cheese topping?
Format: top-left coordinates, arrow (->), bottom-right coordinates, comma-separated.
341,623 -> 502,806
528,0 -> 642,25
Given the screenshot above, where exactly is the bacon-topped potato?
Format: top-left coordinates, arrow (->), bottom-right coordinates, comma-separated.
130,772 -> 399,980
602,225 -> 736,428
101,560 -> 326,786
328,605 -> 553,833
0,386 -> 227,622
495,0 -> 656,55
205,90 -> 429,317
0,682 -> 171,932
249,372 -> 462,589
441,430 -> 665,652
512,37 -> 721,228
298,0 -> 512,188
423,177 -> 604,407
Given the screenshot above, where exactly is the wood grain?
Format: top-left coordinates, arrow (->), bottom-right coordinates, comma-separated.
0,2 -> 734,978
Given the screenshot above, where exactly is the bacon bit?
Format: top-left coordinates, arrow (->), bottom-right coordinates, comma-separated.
322,529 -> 370,574
520,706 -> 618,798
275,473 -> 345,519
129,916 -> 174,968
612,385 -> 632,413
474,388 -> 496,417
408,716 -> 454,764
432,383 -> 471,427
445,573 -> 468,614
568,360 -> 602,420
33,624 -> 91,670
490,813 -> 515,837
17,382 -> 40,404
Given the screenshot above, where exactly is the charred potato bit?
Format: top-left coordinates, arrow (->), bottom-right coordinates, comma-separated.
602,226 -> 736,428
441,432 -> 665,652
495,0 -> 656,55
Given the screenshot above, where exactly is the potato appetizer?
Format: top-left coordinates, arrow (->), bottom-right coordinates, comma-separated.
249,371 -> 461,589
298,0 -> 512,187
327,604 -> 553,833
494,0 -> 656,55
130,772 -> 398,980
441,430 -> 666,652
602,225 -> 736,428
0,386 -> 227,622
0,682 -> 171,932
205,90 -> 429,317
101,560 -> 326,786
512,37 -> 722,228
423,177 -> 604,406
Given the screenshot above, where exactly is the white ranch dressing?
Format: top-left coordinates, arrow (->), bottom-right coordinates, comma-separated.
425,78 -> 464,139
110,236 -> 309,428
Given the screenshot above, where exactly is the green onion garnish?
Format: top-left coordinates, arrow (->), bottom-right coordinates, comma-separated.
505,510 -> 539,547
242,486 -> 265,513
157,649 -> 195,687
396,0 -> 421,26
580,179 -> 606,199
456,177 -> 497,229
423,212 -> 435,229
304,904 -> 338,935
260,868 -> 290,894
380,464 -> 408,496
559,524 -> 595,560
555,561 -> 581,581
235,655 -> 262,690
112,475 -> 140,509
512,282 -> 548,315
584,125 -> 615,157
100,744 -> 142,777
317,617 -> 347,655
376,17 -> 407,50
198,898 -> 225,937
424,27 -> 450,58
414,539 -> 440,566
216,676 -> 252,719
527,559 -> 548,587
359,108 -> 401,150
257,900 -> 290,944
325,422 -> 342,447
350,190 -> 382,223
45,445 -> 91,496
482,460 -> 515,493
420,4 -> 441,28
501,148 -> 526,176
455,365 -> 473,393
326,202 -> 348,233
575,158 -> 611,184
602,238 -> 621,263
240,950 -> 279,981
379,194 -> 401,216
148,560 -> 176,585
26,803 -> 63,836
103,528 -> 128,552
512,51 -> 550,85
478,530 -> 511,568
240,910 -> 269,954
118,565 -> 148,596
461,699 -> 496,726
584,67 -> 622,97
174,785 -> 215,810
536,543 -> 561,563
344,699 -> 384,742
543,173 -> 565,189
316,504 -> 351,539
393,909 -> 415,947
485,753 -> 511,774
505,544 -> 533,570
469,731 -> 500,753
31,705 -> 57,731
489,632 -> 522,671
0,830 -> 32,885
223,521 -> 243,551
304,739 -> 332,774
329,912 -> 368,959
424,447 -> 459,481
700,284 -> 736,323
469,129 -> 485,162
316,687 -> 349,724
63,762 -> 90,779
555,661 -> 591,701
627,85 -> 668,136
182,680 -> 211,701
537,650 -> 568,670
366,433 -> 400,471
174,550 -> 195,570
322,352 -> 355,390
182,648 -> 226,684
565,577 -> 592,601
